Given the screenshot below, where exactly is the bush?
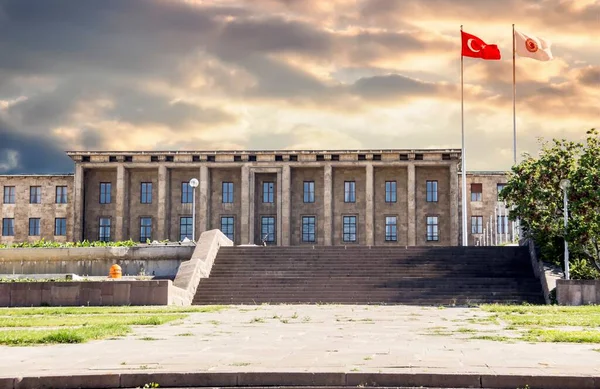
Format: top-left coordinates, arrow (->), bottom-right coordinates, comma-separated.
0,239 -> 138,249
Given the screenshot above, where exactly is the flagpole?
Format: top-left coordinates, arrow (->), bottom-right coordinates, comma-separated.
512,24 -> 517,165
461,25 -> 468,247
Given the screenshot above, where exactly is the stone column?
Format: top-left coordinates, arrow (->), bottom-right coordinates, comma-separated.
365,163 -> 374,246
115,164 -> 126,241
157,165 -> 169,240
198,165 -> 210,235
407,163 -> 416,246
449,161 -> 459,246
323,164 -> 333,246
281,165 -> 291,246
241,165 -> 250,245
276,169 -> 283,245
73,164 -> 84,241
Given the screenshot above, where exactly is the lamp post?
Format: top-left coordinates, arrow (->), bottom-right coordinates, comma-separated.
189,178 -> 199,242
559,179 -> 571,280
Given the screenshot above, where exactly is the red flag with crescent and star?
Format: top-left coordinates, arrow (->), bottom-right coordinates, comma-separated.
461,31 -> 501,60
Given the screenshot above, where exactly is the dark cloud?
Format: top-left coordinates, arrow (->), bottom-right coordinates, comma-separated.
352,74 -> 439,100
0,119 -> 73,174
578,66 -> 600,87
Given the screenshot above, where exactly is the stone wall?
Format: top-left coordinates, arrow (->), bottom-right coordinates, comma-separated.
556,279 -> 600,305
0,175 -> 74,244
0,280 -> 172,307
0,245 -> 193,277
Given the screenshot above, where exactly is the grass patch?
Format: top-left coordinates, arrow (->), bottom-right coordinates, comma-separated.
456,327 -> 476,333
0,324 -> 130,346
470,334 -> 512,342
208,320 -> 221,326
139,336 -> 160,341
0,314 -> 185,328
176,332 -> 194,337
230,362 -> 251,366
249,317 -> 265,323
363,356 -> 372,361
523,329 -> 600,343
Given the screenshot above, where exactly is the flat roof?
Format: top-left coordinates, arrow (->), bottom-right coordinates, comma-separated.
0,174 -> 74,177
66,149 -> 462,156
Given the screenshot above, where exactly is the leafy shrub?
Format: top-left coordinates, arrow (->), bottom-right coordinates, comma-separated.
0,238 -> 137,249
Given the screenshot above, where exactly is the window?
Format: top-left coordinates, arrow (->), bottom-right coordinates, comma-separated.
222,182 -> 234,203
385,181 -> 397,203
385,216 -> 397,242
2,218 -> 14,236
261,216 -> 276,244
221,216 -> 235,241
141,182 -> 152,204
100,183 -> 112,204
426,181 -> 438,202
426,216 -> 439,241
303,181 -> 315,203
343,216 -> 357,242
344,181 -> 356,203
263,182 -> 274,203
140,217 -> 152,242
99,218 -> 111,242
497,183 -> 507,201
55,218 -> 67,236
302,216 -> 316,242
179,217 -> 193,241
497,215 -> 509,234
55,186 -> 68,204
28,218 -> 40,236
471,183 -> 482,202
3,186 -> 15,204
471,216 -> 483,234
30,186 -> 41,204
181,182 -> 193,204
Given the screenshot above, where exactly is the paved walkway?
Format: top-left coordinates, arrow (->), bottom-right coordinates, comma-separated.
0,305 -> 598,379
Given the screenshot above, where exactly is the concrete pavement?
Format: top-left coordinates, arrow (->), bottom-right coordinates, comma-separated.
0,305 -> 599,388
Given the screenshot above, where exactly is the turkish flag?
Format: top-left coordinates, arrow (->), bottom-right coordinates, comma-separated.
461,31 -> 501,60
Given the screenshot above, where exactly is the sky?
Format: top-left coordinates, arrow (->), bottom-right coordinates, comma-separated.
0,0 -> 598,174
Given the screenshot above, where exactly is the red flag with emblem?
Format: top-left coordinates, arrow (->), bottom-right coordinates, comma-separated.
461,31 -> 501,60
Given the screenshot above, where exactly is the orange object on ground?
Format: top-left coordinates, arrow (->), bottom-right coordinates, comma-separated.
109,264 -> 122,279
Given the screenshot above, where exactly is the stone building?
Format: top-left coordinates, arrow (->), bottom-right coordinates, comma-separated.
0,149 -> 512,246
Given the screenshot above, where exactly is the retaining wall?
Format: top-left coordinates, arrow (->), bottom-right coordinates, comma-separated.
0,245 -> 194,277
556,279 -> 600,305
0,280 -> 174,307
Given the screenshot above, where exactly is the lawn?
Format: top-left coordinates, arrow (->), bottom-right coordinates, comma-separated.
468,304 -> 600,344
0,305 -> 226,346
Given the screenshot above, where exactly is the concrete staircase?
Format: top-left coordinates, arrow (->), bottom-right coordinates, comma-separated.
192,246 -> 544,305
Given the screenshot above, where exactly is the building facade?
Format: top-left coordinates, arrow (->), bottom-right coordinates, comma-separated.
0,149 -> 512,246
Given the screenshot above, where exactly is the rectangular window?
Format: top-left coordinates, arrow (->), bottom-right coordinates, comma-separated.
30,186 -> 41,204
426,216 -> 439,241
222,182 -> 234,203
179,216 -> 193,241
303,181 -> 315,203
471,216 -> 483,234
140,217 -> 152,242
302,216 -> 316,242
141,182 -> 152,204
99,218 -> 111,242
426,181 -> 438,202
261,216 -> 276,244
55,218 -> 67,236
471,183 -> 482,202
262,182 -> 274,203
385,216 -> 397,242
497,215 -> 509,234
220,216 -> 235,241
100,182 -> 112,204
343,215 -> 357,242
385,181 -> 397,203
3,186 -> 15,204
344,181 -> 356,203
2,218 -> 14,236
55,186 -> 68,204
28,218 -> 40,236
497,183 -> 507,201
181,182 -> 193,204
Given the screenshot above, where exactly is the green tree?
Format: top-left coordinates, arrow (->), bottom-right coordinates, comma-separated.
568,129 -> 600,272
501,129 -> 600,276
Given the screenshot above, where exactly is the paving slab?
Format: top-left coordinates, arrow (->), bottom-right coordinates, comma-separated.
0,305 -> 599,386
